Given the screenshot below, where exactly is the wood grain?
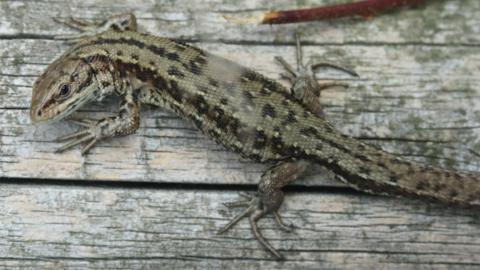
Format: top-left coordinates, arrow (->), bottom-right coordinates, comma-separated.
1,41 -> 480,184
1,0 -> 480,268
0,183 -> 479,269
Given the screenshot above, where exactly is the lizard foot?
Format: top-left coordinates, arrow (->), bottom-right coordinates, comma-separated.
218,192 -> 295,260
55,118 -> 105,155
275,33 -> 358,86
274,33 -> 358,117
275,54 -> 357,93
53,13 -> 137,41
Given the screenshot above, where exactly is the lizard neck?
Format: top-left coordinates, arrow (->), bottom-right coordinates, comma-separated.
83,54 -> 121,101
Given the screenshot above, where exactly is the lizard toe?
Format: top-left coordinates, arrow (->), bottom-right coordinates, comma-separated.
218,193 -> 286,260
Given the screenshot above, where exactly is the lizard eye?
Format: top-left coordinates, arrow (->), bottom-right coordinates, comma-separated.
58,84 -> 71,98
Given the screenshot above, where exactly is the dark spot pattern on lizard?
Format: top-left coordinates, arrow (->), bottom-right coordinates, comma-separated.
166,79 -> 183,103
167,66 -> 185,78
182,55 -> 208,76
242,90 -> 255,106
389,176 -> 397,183
262,104 -> 276,118
433,183 -> 446,192
110,24 -> 120,31
211,106 -> 225,124
271,136 -> 288,156
148,44 -> 166,57
137,70 -> 150,82
191,117 -> 203,130
300,127 -> 318,137
253,129 -> 268,150
416,181 -> 429,190
173,42 -> 188,51
229,118 -> 243,139
131,54 -> 139,61
260,80 -> 276,96
166,52 -> 180,62
192,94 -> 209,114
284,110 -> 298,124
241,70 -> 257,81
186,59 -> 203,75
193,55 -> 207,65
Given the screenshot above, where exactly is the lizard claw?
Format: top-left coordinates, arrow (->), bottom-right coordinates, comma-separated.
222,192 -> 257,208
218,192 -> 295,260
53,17 -> 97,41
273,211 -> 295,233
53,13 -> 137,41
274,33 -> 360,118
56,119 -> 101,155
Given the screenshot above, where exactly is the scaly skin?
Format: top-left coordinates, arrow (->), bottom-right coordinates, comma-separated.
30,13 -> 480,259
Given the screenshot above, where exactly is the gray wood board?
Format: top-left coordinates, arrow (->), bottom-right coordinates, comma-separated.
0,0 -> 479,45
1,0 -> 480,268
1,41 -> 480,184
0,184 -> 479,269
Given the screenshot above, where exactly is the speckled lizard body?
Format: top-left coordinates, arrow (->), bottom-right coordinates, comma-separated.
30,13 -> 480,259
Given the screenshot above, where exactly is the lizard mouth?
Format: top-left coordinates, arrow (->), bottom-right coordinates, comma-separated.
29,93 -> 49,123
30,105 -> 58,124
30,107 -> 44,123
30,95 -> 54,123
30,97 -> 68,123
30,107 -> 72,124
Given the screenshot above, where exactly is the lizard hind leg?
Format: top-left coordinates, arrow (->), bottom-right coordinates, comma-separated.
218,160 -> 310,259
275,33 -> 358,117
54,12 -> 138,41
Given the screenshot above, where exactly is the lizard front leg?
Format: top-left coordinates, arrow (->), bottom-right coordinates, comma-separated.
54,12 -> 138,40
56,88 -> 140,155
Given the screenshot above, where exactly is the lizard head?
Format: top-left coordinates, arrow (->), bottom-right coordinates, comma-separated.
30,56 -> 98,123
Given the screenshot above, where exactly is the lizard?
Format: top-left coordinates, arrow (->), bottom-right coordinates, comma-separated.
30,13 -> 480,259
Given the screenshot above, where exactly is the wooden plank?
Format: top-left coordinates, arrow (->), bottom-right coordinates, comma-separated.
0,1 -> 480,268
1,40 -> 479,184
0,0 -> 478,45
0,183 -> 479,269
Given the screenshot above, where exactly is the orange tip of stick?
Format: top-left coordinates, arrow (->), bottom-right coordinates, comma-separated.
222,14 -> 263,25
261,11 -> 281,23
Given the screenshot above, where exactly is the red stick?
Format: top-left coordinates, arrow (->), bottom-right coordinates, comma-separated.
262,0 -> 427,24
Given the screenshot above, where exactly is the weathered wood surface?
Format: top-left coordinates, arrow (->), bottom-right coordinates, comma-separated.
1,184 -> 480,269
1,0 -> 480,268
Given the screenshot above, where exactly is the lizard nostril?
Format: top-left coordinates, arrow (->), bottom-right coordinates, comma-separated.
37,110 -> 42,116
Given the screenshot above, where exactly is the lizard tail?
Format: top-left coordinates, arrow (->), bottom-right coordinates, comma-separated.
311,136 -> 480,208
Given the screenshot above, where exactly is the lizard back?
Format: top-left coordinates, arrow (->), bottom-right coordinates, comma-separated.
41,30 -> 480,209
